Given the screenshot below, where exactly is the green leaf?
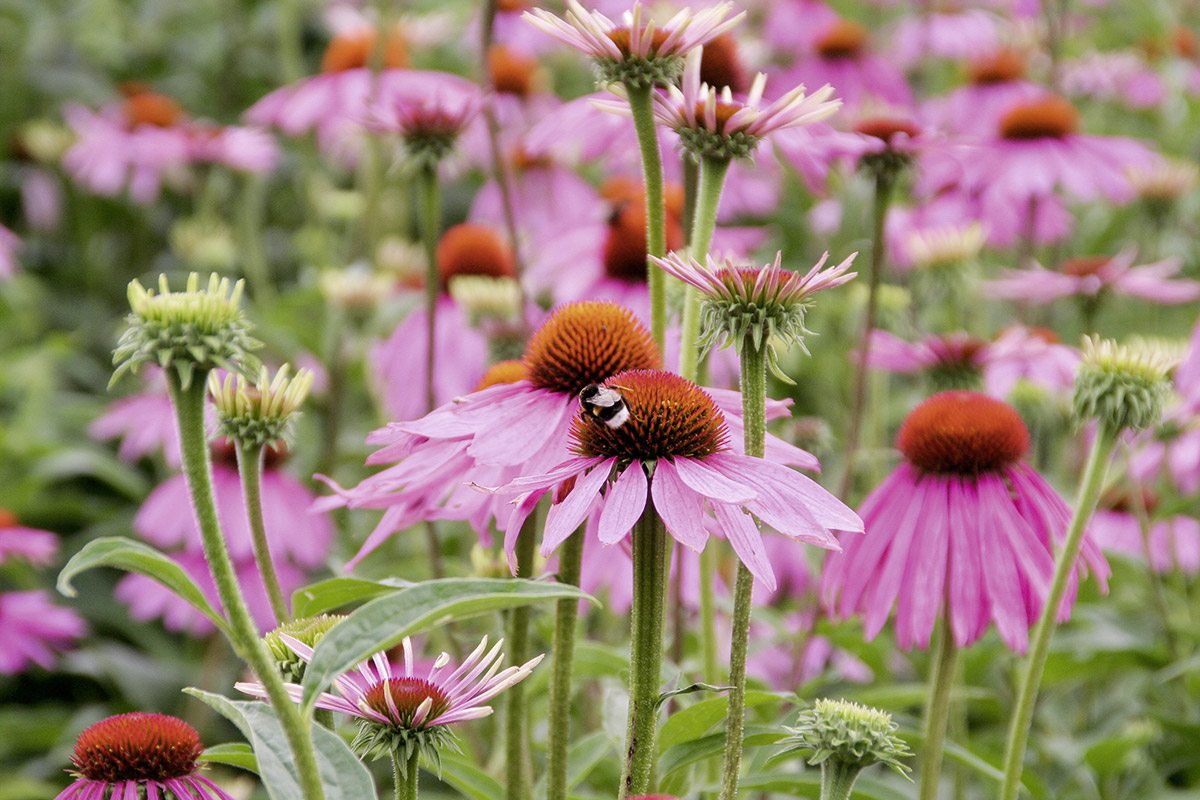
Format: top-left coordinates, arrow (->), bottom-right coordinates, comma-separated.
438,749 -> 504,800
291,576 -> 413,618
658,691 -> 781,752
533,731 -> 613,799
186,689 -> 378,800
737,770 -> 912,800
57,537 -> 231,638
200,743 -> 258,773
658,725 -> 786,782
300,578 -> 595,712
655,682 -> 733,710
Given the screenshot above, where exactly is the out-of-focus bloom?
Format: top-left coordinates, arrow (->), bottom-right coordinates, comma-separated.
921,48 -> 1050,137
772,16 -> 913,112
63,86 -> 276,203
1091,488 -> 1200,574
0,510 -> 59,567
368,71 -> 485,167
899,221 -> 986,272
53,713 -> 235,800
651,250 -> 856,378
523,0 -> 744,88
1061,51 -> 1166,109
889,8 -> 1001,68
983,326 -> 1080,399
246,22 -> 409,157
0,226 -> 20,280
90,368 -> 188,467
822,391 -> 1110,652
921,95 -> 1157,230
988,250 -> 1200,305
865,331 -> 989,391
1073,336 -> 1177,433
1127,158 -> 1199,215
489,369 -> 861,591
0,590 -> 87,675
237,635 -> 542,767
609,48 -> 839,161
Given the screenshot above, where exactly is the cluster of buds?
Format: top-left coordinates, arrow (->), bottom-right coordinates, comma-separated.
264,615 -> 345,682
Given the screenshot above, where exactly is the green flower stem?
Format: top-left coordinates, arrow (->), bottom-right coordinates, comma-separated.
917,620 -> 958,800
417,161 -> 441,415
274,0 -> 304,82
820,761 -> 864,800
167,373 -> 324,800
682,157 -> 699,245
625,83 -> 668,351
620,494 -> 671,799
393,749 -> 420,800
840,168 -> 897,500
234,442 -> 290,625
718,339 -> 767,800
679,155 -> 732,382
505,514 -> 538,800
237,174 -> 273,303
998,422 -> 1119,800
547,526 -> 585,800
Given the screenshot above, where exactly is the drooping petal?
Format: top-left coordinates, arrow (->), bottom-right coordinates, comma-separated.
650,459 -> 710,551
597,463 -> 648,545
712,501 -> 776,592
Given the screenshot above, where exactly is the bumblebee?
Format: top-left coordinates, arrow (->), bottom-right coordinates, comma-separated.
579,383 -> 630,429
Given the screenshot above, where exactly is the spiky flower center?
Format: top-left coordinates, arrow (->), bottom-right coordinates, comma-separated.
897,390 -> 1029,475
437,224 -> 516,291
71,713 -> 202,782
523,302 -> 662,395
571,370 -> 729,461
691,100 -> 742,133
999,96 -> 1079,140
128,273 -> 245,331
475,359 -> 528,391
699,33 -> 747,92
816,19 -> 868,59
603,198 -> 685,283
488,45 -> 541,97
969,49 -> 1026,84
362,677 -> 452,728
605,27 -> 672,57
321,29 -> 408,73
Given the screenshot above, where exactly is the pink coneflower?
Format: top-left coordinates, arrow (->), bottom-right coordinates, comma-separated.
63,86 -> 276,203
983,326 -> 1080,399
246,22 -> 409,157
920,48 -> 1046,137
772,16 -> 913,112
866,330 -> 990,391
53,713 -> 235,800
0,509 -> 59,566
490,369 -> 861,591
926,95 -> 1157,230
367,71 -> 485,166
1061,51 -> 1166,110
90,368 -> 185,467
0,225 -> 20,280
236,634 -> 542,758
987,249 -> 1200,305
1091,488 -> 1200,574
821,391 -> 1110,652
522,0 -> 743,86
0,590 -> 86,675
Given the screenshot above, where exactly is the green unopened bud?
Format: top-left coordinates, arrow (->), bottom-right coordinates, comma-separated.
210,364 -> 314,449
779,699 -> 911,800
264,614 -> 345,682
170,217 -> 238,272
112,272 -> 260,390
1073,336 -> 1177,432
449,275 -> 522,324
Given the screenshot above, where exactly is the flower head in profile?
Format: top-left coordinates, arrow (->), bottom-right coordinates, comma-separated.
112,272 -> 260,390
491,369 -> 862,591
987,250 -> 1200,307
210,364 -> 315,450
821,391 -> 1110,652
54,712 -> 235,800
634,48 -> 839,160
1074,336 -> 1177,432
778,698 -> 911,776
523,0 -> 743,88
369,72 -> 485,167
651,250 -> 856,379
237,634 -> 542,773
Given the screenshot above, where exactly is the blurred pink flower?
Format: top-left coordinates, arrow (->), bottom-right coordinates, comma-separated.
0,225 -> 20,280
920,48 -> 1046,137
1061,51 -> 1166,110
987,250 -> 1200,305
0,512 -> 58,567
983,326 -> 1080,398
90,368 -> 184,467
889,9 -> 1002,68
1092,504 -> 1200,575
0,590 -> 86,675
822,391 -> 1109,652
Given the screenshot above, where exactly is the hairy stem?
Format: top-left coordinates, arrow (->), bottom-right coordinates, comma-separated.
918,620 -> 959,800
547,527 -> 585,800
505,514 -> 538,800
235,442 -> 290,625
168,373 -> 324,800
998,423 -> 1118,800
417,161 -> 441,415
679,155 -> 732,382
625,83 -> 668,350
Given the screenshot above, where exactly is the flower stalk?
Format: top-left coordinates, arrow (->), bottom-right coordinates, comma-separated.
717,337 -> 766,800
417,160 -> 442,415
505,513 -> 538,800
393,748 -> 420,800
997,421 -> 1117,800
679,154 -> 732,382
547,527 -> 585,800
620,493 -> 671,799
917,619 -> 958,800
625,82 -> 669,350
235,441 -> 290,625
169,372 -> 325,800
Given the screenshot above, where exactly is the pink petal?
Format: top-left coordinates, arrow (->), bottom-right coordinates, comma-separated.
597,464 -> 648,545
